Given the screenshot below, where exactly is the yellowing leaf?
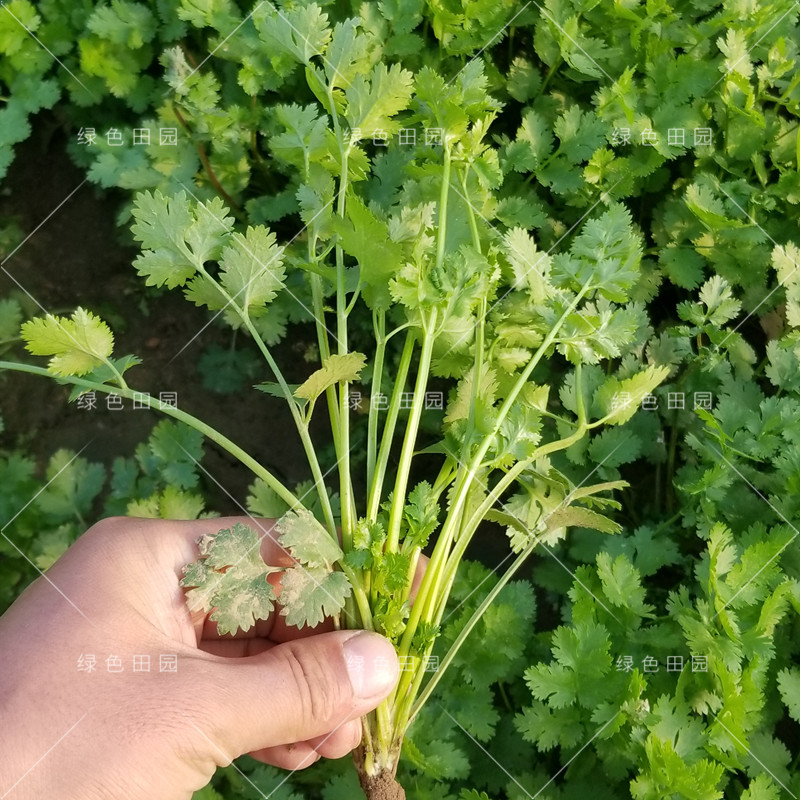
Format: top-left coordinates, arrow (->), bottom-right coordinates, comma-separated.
276,507 -> 343,568
594,365 -> 671,425
295,352 -> 367,402
279,566 -> 351,628
180,522 -> 280,636
21,307 -> 114,377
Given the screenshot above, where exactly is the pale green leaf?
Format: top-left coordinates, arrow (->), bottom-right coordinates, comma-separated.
219,226 -> 286,315
21,308 -> 114,377
594,365 -> 671,425
295,352 -> 367,402
503,227 -> 553,303
279,566 -> 351,628
276,507 -> 343,568
180,522 -> 280,635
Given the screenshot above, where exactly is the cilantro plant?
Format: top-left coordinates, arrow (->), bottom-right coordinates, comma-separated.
6,0 -> 800,798
0,5 -> 668,796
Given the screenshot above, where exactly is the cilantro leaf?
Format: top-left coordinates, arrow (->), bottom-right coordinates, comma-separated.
131,191 -> 233,288
247,478 -> 291,519
502,227 -> 553,304
147,420 -> 204,490
275,507 -> 343,568
180,523 -> 280,635
403,481 -> 440,548
218,226 -> 286,316
278,566 -> 351,629
21,308 -> 114,377
295,352 -> 367,403
345,62 -> 414,139
333,193 -> 405,310
777,667 -> 800,723
593,366 -> 671,425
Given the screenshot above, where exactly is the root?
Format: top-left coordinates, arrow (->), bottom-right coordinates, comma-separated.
354,744 -> 406,800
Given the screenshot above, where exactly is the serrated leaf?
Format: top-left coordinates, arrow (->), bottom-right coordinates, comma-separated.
128,486 -> 205,520
247,478 -> 291,518
219,226 -> 286,315
546,506 -> 622,534
279,565 -> 351,628
594,365 -> 671,425
295,352 -> 367,402
698,275 -> 741,326
777,667 -> 800,722
276,507 -> 342,567
505,109 -> 553,172
596,553 -> 653,616
21,308 -> 114,377
403,481 -> 439,548
345,62 -> 414,137
772,242 -> 800,327
256,3 -> 332,65
37,449 -> 105,518
131,191 -> 234,288
0,298 -> 22,340
333,193 -> 405,310
180,522 -> 280,635
148,420 -> 204,489
503,227 -> 553,303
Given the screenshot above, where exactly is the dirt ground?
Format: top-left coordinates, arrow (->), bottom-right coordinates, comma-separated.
0,123 -> 318,515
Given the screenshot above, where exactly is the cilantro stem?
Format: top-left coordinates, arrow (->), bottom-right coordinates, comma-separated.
309,267 -> 342,454
341,563 -> 374,630
0,361 -> 302,510
385,144 -> 453,553
434,421 -> 590,622
303,148 -> 342,458
330,89 -> 356,548
154,223 -> 335,533
391,286 -> 590,713
189,257 -> 336,536
407,528 -> 544,722
172,104 -> 243,214
366,311 -> 386,499
366,331 -> 415,522
385,320 -> 438,554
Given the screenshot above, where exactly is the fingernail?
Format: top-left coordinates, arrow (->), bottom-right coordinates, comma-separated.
343,631 -> 399,700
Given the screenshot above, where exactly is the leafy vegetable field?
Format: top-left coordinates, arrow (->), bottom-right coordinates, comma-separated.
1,0 -> 800,798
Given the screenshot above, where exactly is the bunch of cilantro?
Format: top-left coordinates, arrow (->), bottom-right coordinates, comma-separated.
2,0 -> 800,799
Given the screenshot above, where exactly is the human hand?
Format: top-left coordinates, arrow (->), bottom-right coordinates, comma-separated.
0,516 -> 401,800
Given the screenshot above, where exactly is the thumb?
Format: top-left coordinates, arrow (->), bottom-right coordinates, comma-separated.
188,631 -> 400,760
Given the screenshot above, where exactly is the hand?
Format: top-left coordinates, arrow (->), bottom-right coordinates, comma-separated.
0,516 -> 400,800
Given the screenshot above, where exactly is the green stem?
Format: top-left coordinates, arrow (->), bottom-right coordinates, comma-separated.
184,247 -> 336,536
0,361 -> 301,510
385,320 -> 438,554
391,288 -> 589,714
241,313 -> 336,537
407,529 -> 544,722
366,332 -> 416,522
367,311 -> 386,502
329,85 -> 356,548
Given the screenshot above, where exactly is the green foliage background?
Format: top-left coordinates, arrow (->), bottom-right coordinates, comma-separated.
1,0 -> 800,798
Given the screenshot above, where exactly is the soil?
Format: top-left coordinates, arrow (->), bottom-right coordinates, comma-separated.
353,746 -> 406,800
0,121 -> 315,513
